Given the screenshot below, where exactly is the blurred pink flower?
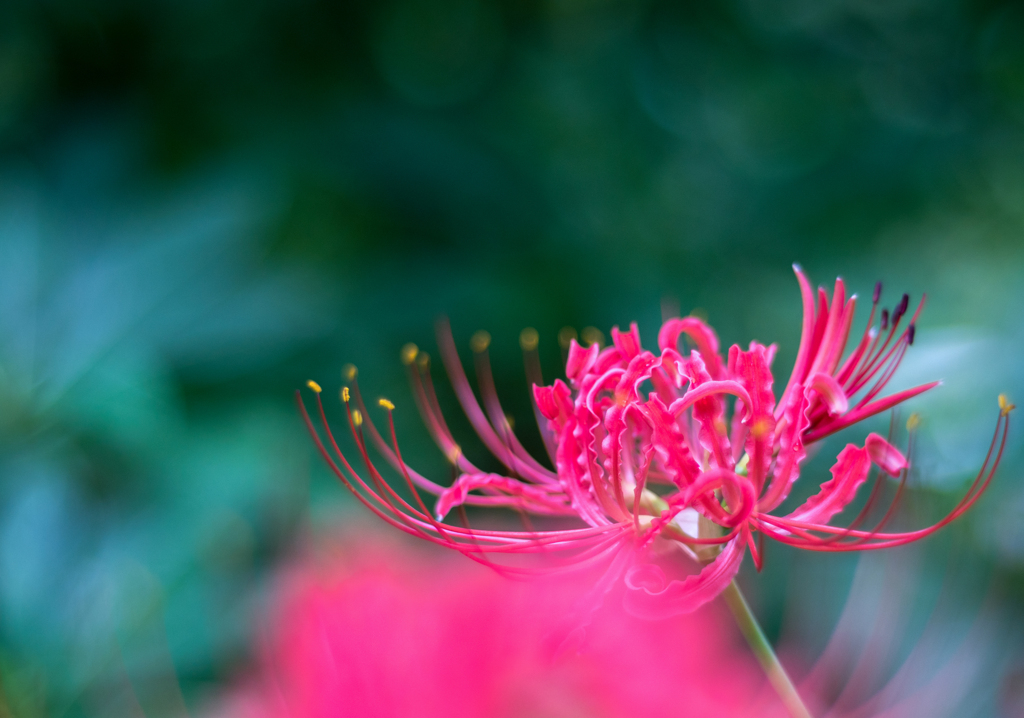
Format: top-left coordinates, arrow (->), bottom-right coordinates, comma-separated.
215,531 -> 781,718
299,266 -> 1011,619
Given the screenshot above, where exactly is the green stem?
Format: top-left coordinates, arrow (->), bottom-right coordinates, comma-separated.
721,580 -> 813,718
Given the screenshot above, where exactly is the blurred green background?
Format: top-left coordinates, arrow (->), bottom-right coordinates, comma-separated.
1,0 -> 1023,715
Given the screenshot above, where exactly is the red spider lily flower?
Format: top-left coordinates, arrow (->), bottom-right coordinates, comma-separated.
298,265 -> 1012,619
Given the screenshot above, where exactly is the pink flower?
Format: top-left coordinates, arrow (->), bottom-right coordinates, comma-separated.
299,265 -> 1012,619
214,530 -> 777,718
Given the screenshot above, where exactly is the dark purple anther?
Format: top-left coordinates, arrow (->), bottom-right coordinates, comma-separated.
881,309 -> 889,330
893,294 -> 909,323
907,324 -> 916,345
873,282 -> 882,303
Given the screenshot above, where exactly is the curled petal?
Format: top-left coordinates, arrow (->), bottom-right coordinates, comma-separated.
806,277 -> 847,378
643,395 -> 701,487
778,264 -> 817,413
732,343 -> 776,490
566,340 -> 599,381
658,347 -> 686,384
585,367 -> 626,414
623,536 -> 744,618
807,371 -> 849,416
680,468 -> 756,528
435,473 -> 566,520
757,389 -> 809,512
534,384 -> 558,421
611,323 -> 642,360
669,380 -> 752,418
865,433 -> 908,477
533,380 -> 572,423
657,317 -> 726,379
615,352 -> 659,401
786,444 -> 871,526
593,345 -> 625,374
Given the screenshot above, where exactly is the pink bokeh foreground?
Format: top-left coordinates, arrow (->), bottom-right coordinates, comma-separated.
215,530 -> 787,718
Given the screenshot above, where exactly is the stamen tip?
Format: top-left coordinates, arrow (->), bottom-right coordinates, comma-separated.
581,326 -> 604,348
906,413 -> 920,431
907,323 -> 916,345
379,398 -> 395,411
557,326 -> 577,349
519,327 -> 539,351
351,409 -> 363,427
873,281 -> 882,303
307,380 -> 322,393
999,394 -> 1016,416
470,330 -> 491,353
417,351 -> 430,369
401,343 -> 419,365
894,293 -> 909,321
342,364 -> 358,381
341,386 -> 350,403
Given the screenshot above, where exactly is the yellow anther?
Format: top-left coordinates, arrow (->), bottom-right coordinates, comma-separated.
445,444 -> 462,465
581,326 -> 604,348
417,352 -> 430,369
379,398 -> 395,411
307,380 -> 322,393
689,307 -> 709,322
401,343 -> 419,365
342,364 -> 358,381
558,326 -> 577,349
341,386 -> 350,403
999,394 -> 1016,417
351,409 -> 363,427
470,330 -> 491,353
519,327 -> 539,351
504,413 -> 515,430
906,413 -> 920,432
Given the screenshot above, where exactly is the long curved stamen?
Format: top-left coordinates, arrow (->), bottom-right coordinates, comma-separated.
816,412 -> 906,544
405,352 -> 484,475
349,381 -> 454,495
349,378 -> 537,512
755,406 -> 1009,551
381,399 -> 464,535
299,387 -> 470,555
300,387 -> 621,563
436,319 -> 549,480
520,327 -> 560,465
846,295 -> 924,397
472,335 -> 560,484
